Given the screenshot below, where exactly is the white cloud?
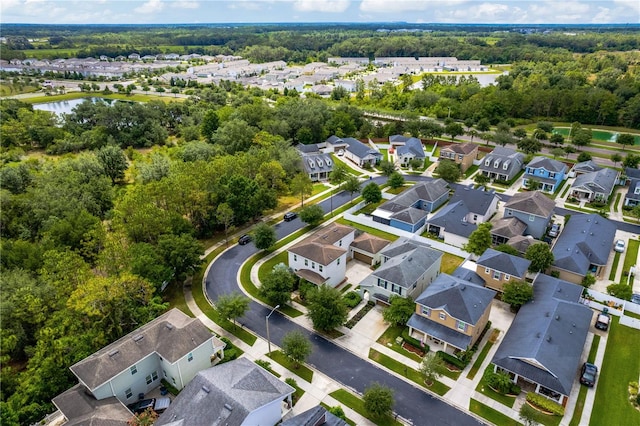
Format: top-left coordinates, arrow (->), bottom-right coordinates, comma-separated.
614,0 -> 640,14
227,0 -> 267,11
293,0 -> 350,13
171,0 -> 199,8
361,0 -> 467,13
0,0 -> 21,12
134,0 -> 165,14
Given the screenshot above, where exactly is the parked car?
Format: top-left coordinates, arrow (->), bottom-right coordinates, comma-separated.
238,234 -> 252,245
595,308 -> 610,331
548,223 -> 561,237
127,398 -> 156,414
631,293 -> 640,305
283,212 -> 298,222
580,362 -> 598,387
614,239 -> 625,253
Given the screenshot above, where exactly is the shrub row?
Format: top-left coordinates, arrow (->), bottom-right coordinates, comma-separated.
220,337 -> 239,363
483,369 -> 521,395
526,392 -> 565,416
344,301 -> 375,329
343,291 -> 362,309
401,328 -> 427,350
438,351 -> 467,369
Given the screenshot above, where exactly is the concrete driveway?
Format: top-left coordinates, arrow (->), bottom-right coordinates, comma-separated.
344,259 -> 374,287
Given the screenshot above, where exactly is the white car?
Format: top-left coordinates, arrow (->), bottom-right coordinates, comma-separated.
614,240 -> 625,253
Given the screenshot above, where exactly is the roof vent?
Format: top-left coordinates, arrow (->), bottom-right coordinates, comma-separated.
461,285 -> 466,291
569,330 -> 573,334
202,386 -> 210,393
546,336 -> 552,342
108,349 -> 119,357
545,312 -> 550,317
590,232 -> 594,236
536,332 -> 541,338
572,323 -> 576,327
224,404 -> 233,411
555,315 -> 560,321
133,334 -> 144,342
165,323 -> 174,330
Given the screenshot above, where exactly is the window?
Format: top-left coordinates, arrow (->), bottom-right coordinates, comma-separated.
152,371 -> 158,381
391,284 -> 402,295
172,377 -> 176,385
377,279 -> 387,289
421,306 -> 431,317
549,172 -> 555,178
457,321 -> 466,331
635,187 -> 640,195
130,365 -> 137,375
473,214 -> 478,221
505,275 -> 510,281
506,209 -> 512,216
305,259 -> 308,266
494,160 -> 500,168
311,262 -> 315,269
529,214 -> 535,222
337,258 -> 340,265
293,254 -> 297,261
503,163 -> 509,170
125,388 -> 133,399
319,265 -> 323,272
163,370 -> 167,377
188,352 -> 193,362
485,159 -> 491,166
339,240 -> 342,247
458,154 -> 463,160
146,374 -> 153,385
493,271 -> 501,280
439,312 -> 446,321
485,267 -> 490,274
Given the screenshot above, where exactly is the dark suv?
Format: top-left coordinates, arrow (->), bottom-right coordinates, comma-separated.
127,398 -> 156,414
238,234 -> 252,245
283,212 -> 298,222
580,362 -> 598,387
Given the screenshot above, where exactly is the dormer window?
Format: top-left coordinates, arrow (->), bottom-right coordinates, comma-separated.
635,187 -> 640,195
485,159 -> 491,166
494,160 -> 500,168
503,162 -> 509,170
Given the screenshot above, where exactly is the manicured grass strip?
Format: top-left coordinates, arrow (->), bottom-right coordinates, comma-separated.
336,218 -> 399,241
624,310 -> 640,320
590,317 -> 640,426
440,253 -> 464,275
621,239 -> 640,278
469,398 -> 522,426
258,251 -> 288,283
320,402 -> 356,426
376,325 -> 423,363
614,192 -> 622,211
467,338 -> 495,380
163,280 -> 193,317
475,368 -> 517,408
267,351 -> 314,383
464,164 -> 479,178
368,349 -> 450,396
609,251 -> 622,281
560,183 -> 571,199
329,389 -> 403,426
568,335 -> 600,426
527,407 -> 562,426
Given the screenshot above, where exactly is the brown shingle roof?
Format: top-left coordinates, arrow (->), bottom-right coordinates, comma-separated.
504,191 -> 555,218
351,233 -> 391,254
288,223 -> 354,265
442,142 -> 477,155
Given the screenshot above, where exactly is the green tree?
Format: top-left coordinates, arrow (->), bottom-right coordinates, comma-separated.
632,205 -> 640,222
215,292 -> 250,328
517,137 -> 542,155
513,128 -> 527,139
537,121 -> 554,133
617,133 -> 635,150
363,383 -> 394,419
299,204 -> 325,226
476,118 -> 491,132
581,273 -> 596,288
607,283 -> 633,300
494,244 -> 521,256
328,406 -> 347,421
378,159 -> 396,176
281,330 -> 312,369
330,162 -> 349,186
419,353 -> 447,386
434,159 -> 461,182
96,145 -> 128,184
611,153 -> 622,166
388,171 -> 405,189
382,295 -> 415,326
525,242 -> 554,272
290,173 -> 313,207
623,154 -> 640,169
253,222 -> 277,251
572,129 -> 592,148
445,122 -> 464,141
502,280 -> 534,311
577,152 -> 592,162
261,264 -> 295,307
463,223 -> 492,256
362,182 -> 382,204
216,203 -> 235,246
201,109 -> 219,142
550,147 -> 565,159
549,133 -> 565,146
342,175 -> 361,204
474,173 -> 490,186
307,285 -> 348,331
157,234 -> 203,281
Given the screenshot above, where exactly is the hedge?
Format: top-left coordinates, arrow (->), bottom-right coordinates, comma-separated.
526,393 -> 565,416
401,328 -> 427,350
343,291 -> 362,309
438,351 -> 467,369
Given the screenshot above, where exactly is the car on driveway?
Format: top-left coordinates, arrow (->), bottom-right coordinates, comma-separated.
238,234 -> 252,245
283,212 -> 298,222
614,239 -> 625,253
580,362 -> 598,387
127,398 -> 156,414
595,308 -> 610,331
631,293 -> 640,305
548,223 -> 561,237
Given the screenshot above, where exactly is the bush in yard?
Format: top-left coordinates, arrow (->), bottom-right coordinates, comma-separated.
382,294 -> 415,326
255,359 -> 274,372
438,351 -> 467,369
401,328 -> 426,349
484,369 -> 520,395
281,330 -> 312,368
502,280 -> 533,311
363,382 -> 394,419
342,291 -> 362,308
526,393 -> 565,416
420,352 -> 447,386
328,406 -> 347,421
307,285 -> 348,332
519,403 -> 539,426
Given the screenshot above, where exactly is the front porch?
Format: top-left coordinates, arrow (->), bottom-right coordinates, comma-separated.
494,366 -> 567,407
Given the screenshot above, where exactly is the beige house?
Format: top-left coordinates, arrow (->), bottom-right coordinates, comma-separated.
439,142 -> 478,173
407,274 -> 495,353
476,248 -> 531,292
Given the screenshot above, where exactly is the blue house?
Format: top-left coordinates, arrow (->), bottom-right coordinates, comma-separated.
372,179 -> 449,233
522,157 -> 567,193
503,191 -> 556,239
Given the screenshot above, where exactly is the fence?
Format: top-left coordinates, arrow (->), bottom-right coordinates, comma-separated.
584,288 -> 640,316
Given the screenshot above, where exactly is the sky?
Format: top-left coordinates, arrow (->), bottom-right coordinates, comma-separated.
1,0 -> 639,25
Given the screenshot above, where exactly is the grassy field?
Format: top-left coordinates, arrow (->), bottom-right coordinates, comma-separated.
590,317 -> 640,426
329,389 -> 404,426
162,281 -> 192,317
258,251 -> 288,283
568,334 -> 600,426
21,91 -> 181,104
267,351 -> 314,383
469,399 -> 522,426
0,84 -> 40,96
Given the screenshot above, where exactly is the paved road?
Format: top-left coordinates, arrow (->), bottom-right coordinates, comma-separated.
205,186 -> 484,426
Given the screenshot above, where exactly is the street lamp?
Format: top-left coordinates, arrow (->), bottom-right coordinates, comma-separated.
266,305 -> 280,355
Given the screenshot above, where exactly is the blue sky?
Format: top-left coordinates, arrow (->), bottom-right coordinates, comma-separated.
1,0 -> 639,24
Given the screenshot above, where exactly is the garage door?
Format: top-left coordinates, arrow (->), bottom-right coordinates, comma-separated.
353,251 -> 373,264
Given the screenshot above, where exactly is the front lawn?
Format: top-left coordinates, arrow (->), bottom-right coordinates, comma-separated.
376,325 -> 423,362
590,317 -> 640,426
469,399 -> 521,426
329,389 -> 403,426
475,366 -> 517,408
609,251 -> 621,281
267,351 -> 314,383
466,330 -> 499,380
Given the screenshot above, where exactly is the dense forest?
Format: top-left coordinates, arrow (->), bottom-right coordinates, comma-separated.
1,24 -> 640,425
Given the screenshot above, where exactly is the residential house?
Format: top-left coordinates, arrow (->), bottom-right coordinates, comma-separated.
58,309 -> 225,421
625,166 -> 640,182
389,135 -> 426,167
476,248 -> 531,292
407,273 -> 495,354
503,191 -> 555,239
490,216 -> 527,245
372,179 -> 450,233
288,223 -> 355,287
359,238 -> 442,303
506,235 -> 542,255
569,168 -> 619,202
281,406 -> 347,426
624,178 -> 640,207
522,156 -> 568,193
52,384 -> 131,426
325,135 -> 349,157
296,144 -> 334,182
571,160 -> 601,176
450,266 -> 486,286
491,274 -> 592,406
326,136 -> 381,167
479,147 -> 524,182
439,142 -> 478,173
349,233 -> 390,265
427,187 -> 500,247
550,214 -> 616,283
156,358 -> 295,426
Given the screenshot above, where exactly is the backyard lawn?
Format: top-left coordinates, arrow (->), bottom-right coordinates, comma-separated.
440,253 -> 464,275
590,317 -> 640,426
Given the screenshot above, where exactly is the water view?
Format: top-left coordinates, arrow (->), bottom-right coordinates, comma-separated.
33,97 -> 117,115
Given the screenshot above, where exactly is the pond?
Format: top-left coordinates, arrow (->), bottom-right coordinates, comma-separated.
553,127 -> 640,145
33,97 -> 119,115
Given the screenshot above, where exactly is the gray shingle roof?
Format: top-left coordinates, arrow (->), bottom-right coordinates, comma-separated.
295,143 -> 320,154
626,178 -> 640,202
504,191 -> 555,218
490,217 -> 527,238
441,142 -> 477,155
427,200 -> 476,238
389,134 -> 410,143
52,384 -> 130,426
507,235 -> 541,254
407,313 -> 472,350
479,147 -> 524,176
414,273 -> 496,324
451,267 -> 486,286
572,160 -> 601,174
390,206 -> 429,225
396,137 -> 426,159
449,186 -> 499,216
371,240 -> 442,289
300,152 -> 334,176
571,168 -> 618,196
491,274 -> 591,396
157,358 -> 294,426
281,406 -> 348,426
341,137 -> 381,160
526,156 -> 567,173
477,248 -> 531,278
380,179 -> 449,210
625,167 -> 640,179
350,233 -> 390,254
70,309 -> 220,391
552,214 -> 617,275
